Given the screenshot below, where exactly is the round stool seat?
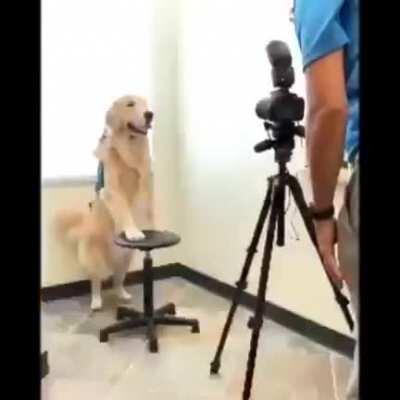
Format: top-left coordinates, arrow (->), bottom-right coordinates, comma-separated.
114,230 -> 181,251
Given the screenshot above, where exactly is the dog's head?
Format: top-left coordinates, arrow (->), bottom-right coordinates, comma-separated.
105,95 -> 153,138
96,95 -> 153,169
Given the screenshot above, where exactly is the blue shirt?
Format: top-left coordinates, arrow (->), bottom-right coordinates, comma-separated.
294,0 -> 359,163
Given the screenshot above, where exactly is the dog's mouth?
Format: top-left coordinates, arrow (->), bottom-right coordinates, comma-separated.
127,122 -> 150,136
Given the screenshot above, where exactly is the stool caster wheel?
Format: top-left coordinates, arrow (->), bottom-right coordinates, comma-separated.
191,322 -> 200,333
99,331 -> 109,343
160,303 -> 176,316
149,338 -> 158,353
169,304 -> 176,316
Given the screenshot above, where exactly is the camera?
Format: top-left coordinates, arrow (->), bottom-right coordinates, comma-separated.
256,41 -> 304,123
254,41 -> 305,155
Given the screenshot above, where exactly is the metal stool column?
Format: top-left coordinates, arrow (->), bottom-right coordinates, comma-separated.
143,251 -> 154,318
143,250 -> 158,352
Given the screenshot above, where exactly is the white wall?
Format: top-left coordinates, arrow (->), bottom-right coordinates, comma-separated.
41,0 -> 184,286
41,0 -> 152,179
148,0 -> 182,255
176,0 -> 351,335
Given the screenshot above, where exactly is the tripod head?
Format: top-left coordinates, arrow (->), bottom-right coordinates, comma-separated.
254,41 -> 305,167
254,121 -> 305,166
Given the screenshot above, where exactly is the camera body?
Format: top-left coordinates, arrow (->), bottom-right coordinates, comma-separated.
256,89 -> 304,124
255,41 -> 305,147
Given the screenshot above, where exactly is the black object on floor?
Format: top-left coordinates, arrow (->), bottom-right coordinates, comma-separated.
99,230 -> 200,353
41,351 -> 49,379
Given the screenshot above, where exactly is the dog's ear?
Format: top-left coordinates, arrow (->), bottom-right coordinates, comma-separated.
106,107 -> 123,131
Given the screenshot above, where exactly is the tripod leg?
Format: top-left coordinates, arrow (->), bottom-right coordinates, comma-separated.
210,177 -> 275,375
286,175 -> 354,331
242,187 -> 280,400
276,182 -> 285,247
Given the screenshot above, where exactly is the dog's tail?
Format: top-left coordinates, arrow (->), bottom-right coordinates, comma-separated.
54,209 -> 88,244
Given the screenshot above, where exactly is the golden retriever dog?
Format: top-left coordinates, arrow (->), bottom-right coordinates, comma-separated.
55,95 -> 154,311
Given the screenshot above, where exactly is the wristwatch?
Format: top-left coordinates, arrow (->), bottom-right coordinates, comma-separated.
309,204 -> 335,221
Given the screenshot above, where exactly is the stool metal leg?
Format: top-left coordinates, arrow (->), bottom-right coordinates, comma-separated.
155,316 -> 200,333
116,306 -> 142,321
99,319 -> 147,343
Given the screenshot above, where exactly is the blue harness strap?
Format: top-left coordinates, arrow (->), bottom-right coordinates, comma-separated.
95,162 -> 105,194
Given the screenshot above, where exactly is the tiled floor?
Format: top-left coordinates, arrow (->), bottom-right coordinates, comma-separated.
41,278 -> 352,399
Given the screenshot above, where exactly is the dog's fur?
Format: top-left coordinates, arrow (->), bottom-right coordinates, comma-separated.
54,95 -> 154,311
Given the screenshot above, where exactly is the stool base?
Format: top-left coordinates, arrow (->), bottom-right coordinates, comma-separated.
99,303 -> 200,353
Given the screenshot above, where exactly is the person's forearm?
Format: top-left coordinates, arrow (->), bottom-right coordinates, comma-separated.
307,107 -> 347,210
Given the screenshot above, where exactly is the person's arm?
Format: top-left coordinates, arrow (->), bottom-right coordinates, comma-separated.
303,49 -> 348,286
305,49 -> 348,211
294,0 -> 350,286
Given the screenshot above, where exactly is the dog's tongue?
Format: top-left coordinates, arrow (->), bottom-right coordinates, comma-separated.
128,122 -> 147,135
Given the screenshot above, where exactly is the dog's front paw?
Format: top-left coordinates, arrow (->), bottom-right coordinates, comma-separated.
91,296 -> 103,312
123,227 -> 145,241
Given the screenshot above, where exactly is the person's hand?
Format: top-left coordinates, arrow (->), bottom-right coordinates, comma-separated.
314,218 -> 344,288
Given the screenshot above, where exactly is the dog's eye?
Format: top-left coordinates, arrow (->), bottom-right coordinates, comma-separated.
126,101 -> 135,107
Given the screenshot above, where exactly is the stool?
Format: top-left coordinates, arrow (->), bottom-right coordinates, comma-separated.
99,230 -> 200,352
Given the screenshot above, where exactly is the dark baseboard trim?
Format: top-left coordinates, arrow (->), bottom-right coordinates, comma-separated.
41,262 -> 354,358
177,264 -> 355,359
41,351 -> 49,379
41,264 -> 180,302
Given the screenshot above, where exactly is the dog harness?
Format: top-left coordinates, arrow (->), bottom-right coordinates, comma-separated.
95,162 -> 105,194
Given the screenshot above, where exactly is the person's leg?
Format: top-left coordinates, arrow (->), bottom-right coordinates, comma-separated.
337,162 -> 359,399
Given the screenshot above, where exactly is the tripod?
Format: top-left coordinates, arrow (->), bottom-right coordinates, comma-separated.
209,138 -> 354,400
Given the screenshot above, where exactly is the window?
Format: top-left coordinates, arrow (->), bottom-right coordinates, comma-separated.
41,0 -> 152,180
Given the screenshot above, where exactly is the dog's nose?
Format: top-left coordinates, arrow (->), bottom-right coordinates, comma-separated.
144,111 -> 154,122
